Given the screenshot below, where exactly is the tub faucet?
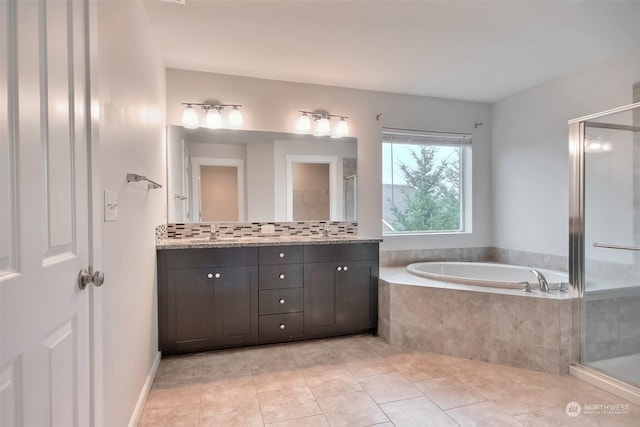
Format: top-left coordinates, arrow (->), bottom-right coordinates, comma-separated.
322,223 -> 331,237
209,224 -> 218,241
530,269 -> 549,292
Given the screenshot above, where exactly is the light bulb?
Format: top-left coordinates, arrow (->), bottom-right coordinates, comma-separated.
205,107 -> 222,129
182,105 -> 199,129
228,106 -> 243,128
314,116 -> 330,136
296,113 -> 312,133
332,118 -> 348,138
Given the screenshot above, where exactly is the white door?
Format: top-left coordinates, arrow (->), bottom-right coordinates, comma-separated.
1,1 -> 94,426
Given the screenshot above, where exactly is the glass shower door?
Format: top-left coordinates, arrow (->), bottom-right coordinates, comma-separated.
580,105 -> 640,388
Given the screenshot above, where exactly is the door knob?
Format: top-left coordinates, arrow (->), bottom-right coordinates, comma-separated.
78,269 -> 105,290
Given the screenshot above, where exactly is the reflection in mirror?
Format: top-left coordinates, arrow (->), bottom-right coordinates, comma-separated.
288,157 -> 334,221
166,126 -> 357,223
194,159 -> 244,222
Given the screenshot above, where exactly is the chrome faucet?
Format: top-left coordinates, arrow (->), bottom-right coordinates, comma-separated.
530,269 -> 549,292
323,223 -> 331,237
209,224 -> 218,241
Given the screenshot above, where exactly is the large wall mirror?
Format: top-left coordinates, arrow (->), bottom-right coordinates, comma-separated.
166,126 -> 357,223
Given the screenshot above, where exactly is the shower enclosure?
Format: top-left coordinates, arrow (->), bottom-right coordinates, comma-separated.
569,102 -> 640,399
343,175 -> 357,221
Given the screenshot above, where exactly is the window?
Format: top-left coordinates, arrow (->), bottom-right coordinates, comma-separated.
382,129 -> 471,234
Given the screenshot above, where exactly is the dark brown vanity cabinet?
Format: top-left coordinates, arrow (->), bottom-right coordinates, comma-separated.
157,242 -> 378,355
157,248 -> 258,355
304,243 -> 379,337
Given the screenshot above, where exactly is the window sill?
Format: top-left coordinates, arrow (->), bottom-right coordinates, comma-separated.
383,231 -> 472,238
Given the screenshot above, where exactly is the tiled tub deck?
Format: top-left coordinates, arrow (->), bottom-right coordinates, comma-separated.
379,266 -> 578,374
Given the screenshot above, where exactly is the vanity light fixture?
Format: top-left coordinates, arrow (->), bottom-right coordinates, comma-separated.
181,102 -> 243,130
295,112 -> 312,133
228,106 -> 244,128
314,116 -> 331,137
204,106 -> 222,129
182,104 -> 199,129
332,117 -> 349,139
296,110 -> 349,138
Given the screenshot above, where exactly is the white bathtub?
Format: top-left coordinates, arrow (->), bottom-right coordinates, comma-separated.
406,261 -> 568,290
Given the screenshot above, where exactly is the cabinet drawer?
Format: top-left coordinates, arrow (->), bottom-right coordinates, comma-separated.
259,246 -> 303,265
259,264 -> 303,289
259,288 -> 303,315
161,247 -> 257,269
304,243 -> 378,263
259,313 -> 303,341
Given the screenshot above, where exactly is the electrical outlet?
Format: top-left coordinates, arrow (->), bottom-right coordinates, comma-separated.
261,224 -> 275,234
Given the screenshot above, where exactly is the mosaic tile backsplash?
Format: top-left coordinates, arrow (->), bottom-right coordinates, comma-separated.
157,221 -> 358,243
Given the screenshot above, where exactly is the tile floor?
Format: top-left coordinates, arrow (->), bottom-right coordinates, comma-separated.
138,334 -> 639,426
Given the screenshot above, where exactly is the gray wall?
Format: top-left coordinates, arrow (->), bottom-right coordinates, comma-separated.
98,2 -> 165,426
166,69 -> 493,252
491,48 -> 640,258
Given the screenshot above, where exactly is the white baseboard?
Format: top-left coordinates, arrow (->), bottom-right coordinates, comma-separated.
128,351 -> 161,427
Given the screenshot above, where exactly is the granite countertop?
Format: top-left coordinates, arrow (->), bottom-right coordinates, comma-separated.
156,235 -> 382,250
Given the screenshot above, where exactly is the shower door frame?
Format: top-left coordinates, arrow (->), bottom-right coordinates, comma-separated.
568,101 -> 640,399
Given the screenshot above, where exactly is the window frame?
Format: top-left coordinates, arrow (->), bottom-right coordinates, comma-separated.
382,128 -> 472,236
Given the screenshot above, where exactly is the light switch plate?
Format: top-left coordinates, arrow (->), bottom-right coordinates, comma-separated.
104,190 -> 118,222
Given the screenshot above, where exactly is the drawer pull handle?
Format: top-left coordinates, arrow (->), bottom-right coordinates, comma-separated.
279,323 -> 285,330
214,273 -> 221,279
279,298 -> 285,304
336,266 -> 342,272
343,266 -> 348,271
279,274 -> 285,279
279,252 -> 285,258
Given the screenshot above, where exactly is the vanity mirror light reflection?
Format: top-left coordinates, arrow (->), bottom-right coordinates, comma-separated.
166,125 -> 357,223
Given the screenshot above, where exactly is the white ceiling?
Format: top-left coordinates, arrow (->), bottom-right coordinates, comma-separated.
143,0 -> 640,103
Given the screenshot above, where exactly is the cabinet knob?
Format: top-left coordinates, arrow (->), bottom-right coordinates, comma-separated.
279,298 -> 285,304
343,266 -> 348,271
279,273 -> 285,279
279,324 -> 285,330
336,266 -> 342,272
279,252 -> 285,258
207,273 -> 213,279
214,272 -> 221,279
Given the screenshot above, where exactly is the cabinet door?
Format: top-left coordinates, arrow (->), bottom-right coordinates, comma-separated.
303,262 -> 338,335
165,268 -> 216,354
212,266 -> 259,346
336,261 -> 378,330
